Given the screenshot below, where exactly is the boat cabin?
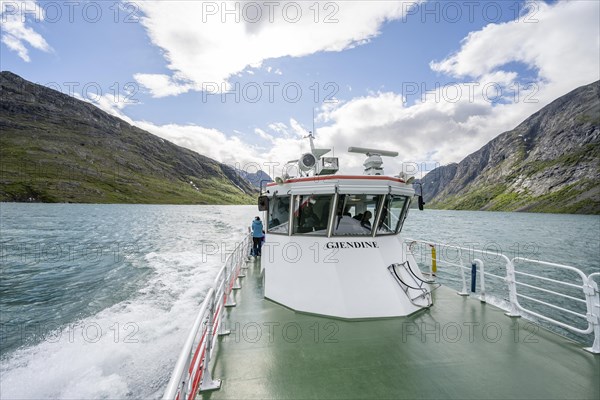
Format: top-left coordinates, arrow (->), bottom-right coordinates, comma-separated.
258,142 -> 431,319
264,176 -> 413,238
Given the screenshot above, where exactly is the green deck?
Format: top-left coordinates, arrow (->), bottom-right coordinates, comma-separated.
204,259 -> 599,400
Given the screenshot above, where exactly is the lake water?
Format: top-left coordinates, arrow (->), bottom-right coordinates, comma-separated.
0,204 -> 598,398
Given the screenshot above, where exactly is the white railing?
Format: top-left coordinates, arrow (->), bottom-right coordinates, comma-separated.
405,238 -> 600,354
162,235 -> 251,400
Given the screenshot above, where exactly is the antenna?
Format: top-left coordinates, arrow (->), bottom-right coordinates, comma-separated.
347,147 -> 399,157
312,107 -> 315,138
278,114 -> 339,180
306,132 -> 316,153
347,146 -> 398,176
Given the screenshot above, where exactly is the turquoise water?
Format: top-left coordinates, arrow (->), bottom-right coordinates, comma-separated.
0,204 -> 598,398
0,204 -> 254,398
403,209 -> 600,275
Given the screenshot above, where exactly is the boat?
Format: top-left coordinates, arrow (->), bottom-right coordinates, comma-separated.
162,137 -> 600,400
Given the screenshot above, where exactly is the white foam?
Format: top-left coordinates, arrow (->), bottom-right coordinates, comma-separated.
1,206 -> 255,398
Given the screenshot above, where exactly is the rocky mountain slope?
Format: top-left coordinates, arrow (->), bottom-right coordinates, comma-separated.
421,81 -> 599,214
0,71 -> 256,204
237,169 -> 272,189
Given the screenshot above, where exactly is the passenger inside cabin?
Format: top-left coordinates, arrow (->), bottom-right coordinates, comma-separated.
320,200 -> 331,227
360,211 -> 372,230
299,203 -> 320,231
335,213 -> 367,234
268,195 -> 290,234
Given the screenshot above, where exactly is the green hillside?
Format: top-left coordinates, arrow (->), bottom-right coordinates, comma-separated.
0,72 -> 255,204
421,81 -> 599,215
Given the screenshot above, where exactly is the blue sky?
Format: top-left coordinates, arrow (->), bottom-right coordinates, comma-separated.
1,0 -> 599,176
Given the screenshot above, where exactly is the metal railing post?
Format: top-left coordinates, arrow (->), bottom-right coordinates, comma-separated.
225,255 -> 237,307
179,380 -> 188,400
473,259 -> 486,303
427,243 -> 433,276
237,243 -> 246,276
457,253 -> 468,296
430,244 -> 437,276
199,292 -> 221,392
232,249 -> 243,288
246,233 -> 253,260
584,274 -> 600,354
504,258 -> 521,317
217,274 -> 231,336
242,240 -> 250,269
244,236 -> 252,261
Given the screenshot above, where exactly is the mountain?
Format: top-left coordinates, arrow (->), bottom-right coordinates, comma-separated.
237,169 -> 273,189
421,81 -> 599,214
0,71 -> 256,204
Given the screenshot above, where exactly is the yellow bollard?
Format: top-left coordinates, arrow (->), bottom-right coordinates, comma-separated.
431,246 -> 437,275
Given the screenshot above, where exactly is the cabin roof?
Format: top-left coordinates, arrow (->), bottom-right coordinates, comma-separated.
266,175 -> 406,186
265,175 -> 414,196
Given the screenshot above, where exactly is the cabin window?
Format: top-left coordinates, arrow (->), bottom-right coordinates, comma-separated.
377,195 -> 411,234
332,194 -> 384,236
292,195 -> 332,235
268,196 -> 290,235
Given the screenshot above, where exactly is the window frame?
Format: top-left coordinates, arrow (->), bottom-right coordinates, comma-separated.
330,193 -> 386,238
291,194 -> 335,236
285,192 -> 412,237
267,194 -> 291,236
376,194 -> 411,236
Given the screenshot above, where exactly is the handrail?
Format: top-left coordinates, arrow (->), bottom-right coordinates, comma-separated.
408,240 -> 469,294
404,238 -> 600,353
514,279 -> 587,304
513,269 -> 584,290
587,273 -> 600,353
510,257 -> 593,335
405,239 -> 507,301
163,235 -> 252,400
473,259 -> 486,302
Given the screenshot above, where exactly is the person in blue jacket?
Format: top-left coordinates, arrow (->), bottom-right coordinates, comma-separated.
251,216 -> 264,256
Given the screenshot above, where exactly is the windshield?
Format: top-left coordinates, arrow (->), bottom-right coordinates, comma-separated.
268,196 -> 290,234
292,194 -> 332,235
332,194 -> 383,236
377,195 -> 411,234
270,193 -> 411,237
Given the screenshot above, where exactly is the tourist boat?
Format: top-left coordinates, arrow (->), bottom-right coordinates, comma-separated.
162,137 -> 600,400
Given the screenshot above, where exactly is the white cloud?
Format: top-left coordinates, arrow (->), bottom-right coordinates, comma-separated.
430,0 -> 600,100
74,89 -> 138,125
300,0 -> 600,175
268,122 -> 291,137
133,0 -> 419,97
264,0 -> 600,174
132,119 -> 316,178
289,118 -> 310,137
134,121 -> 260,167
254,128 -> 274,142
133,74 -> 194,98
92,0 -> 598,179
0,0 -> 52,61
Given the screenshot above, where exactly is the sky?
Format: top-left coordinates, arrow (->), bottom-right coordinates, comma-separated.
1,0 -> 599,178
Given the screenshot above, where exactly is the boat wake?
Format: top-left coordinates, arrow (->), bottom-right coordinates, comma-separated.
0,206 -> 254,399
